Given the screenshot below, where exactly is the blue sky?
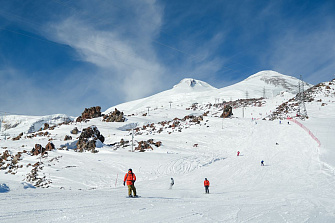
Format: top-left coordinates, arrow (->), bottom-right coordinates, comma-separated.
0,0 -> 334,116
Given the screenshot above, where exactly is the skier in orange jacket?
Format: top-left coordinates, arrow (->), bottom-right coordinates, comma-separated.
204,178 -> 210,194
123,169 -> 137,197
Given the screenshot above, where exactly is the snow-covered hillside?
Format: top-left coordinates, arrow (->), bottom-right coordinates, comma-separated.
0,114 -> 73,135
1,71 -> 335,222
105,70 -> 311,115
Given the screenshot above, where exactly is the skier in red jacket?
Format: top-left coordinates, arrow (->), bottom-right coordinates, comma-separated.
204,178 -> 210,194
124,169 -> 137,197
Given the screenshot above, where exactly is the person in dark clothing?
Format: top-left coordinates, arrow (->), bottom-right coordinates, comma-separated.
169,178 -> 174,189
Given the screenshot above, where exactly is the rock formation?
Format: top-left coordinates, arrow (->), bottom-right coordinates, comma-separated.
12,132 -> 23,141
76,106 -> 102,122
135,139 -> 162,152
70,127 -> 79,134
64,135 -> 72,141
31,142 -> 55,156
43,123 -> 49,130
220,105 -> 233,118
102,108 -> 126,122
75,126 -> 104,153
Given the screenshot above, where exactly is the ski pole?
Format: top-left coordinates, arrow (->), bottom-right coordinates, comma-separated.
115,173 -> 118,188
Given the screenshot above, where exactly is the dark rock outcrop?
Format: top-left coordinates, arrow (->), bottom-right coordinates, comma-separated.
43,123 -> 49,130
76,106 -> 102,122
182,115 -> 203,124
31,142 -> 55,156
75,126 -> 104,153
135,141 -> 153,152
220,105 -> 233,118
12,132 -> 23,141
31,144 -> 44,156
102,108 -> 126,122
64,135 -> 72,141
45,142 -> 55,151
135,139 -> 162,152
71,127 -> 79,134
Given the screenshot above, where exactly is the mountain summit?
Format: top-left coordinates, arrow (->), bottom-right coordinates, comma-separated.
243,70 -> 312,93
220,70 -> 313,99
172,78 -> 217,92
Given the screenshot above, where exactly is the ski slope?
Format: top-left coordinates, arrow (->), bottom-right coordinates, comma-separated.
1,115 -> 334,222
1,71 -> 334,222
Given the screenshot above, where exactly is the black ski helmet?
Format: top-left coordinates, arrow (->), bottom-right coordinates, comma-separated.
129,168 -> 132,172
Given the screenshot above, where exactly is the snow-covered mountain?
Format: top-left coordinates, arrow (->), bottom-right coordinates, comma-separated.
0,114 -> 74,135
269,78 -> 335,120
222,70 -> 313,98
1,71 -> 335,222
172,78 -> 217,92
105,70 -> 311,115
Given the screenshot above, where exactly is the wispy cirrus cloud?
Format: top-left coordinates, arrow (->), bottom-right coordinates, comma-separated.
43,0 -> 165,103
0,0 -> 228,116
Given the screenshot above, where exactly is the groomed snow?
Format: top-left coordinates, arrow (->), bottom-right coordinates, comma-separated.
1,114 -> 335,222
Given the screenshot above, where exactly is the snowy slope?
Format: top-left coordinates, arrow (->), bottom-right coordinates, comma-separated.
105,70 -> 311,115
0,114 -> 73,135
1,115 -> 334,222
104,78 -> 218,114
220,70 -> 313,99
1,72 -> 334,222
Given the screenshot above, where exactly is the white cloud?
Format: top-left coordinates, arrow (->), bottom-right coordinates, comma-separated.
43,0 -> 165,103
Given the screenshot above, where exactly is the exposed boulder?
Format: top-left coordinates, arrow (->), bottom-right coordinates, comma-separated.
120,138 -> 129,146
135,139 -> 162,152
75,126 -> 104,153
64,135 -> 72,141
31,144 -> 44,156
31,142 -> 55,156
76,106 -> 102,122
135,141 -> 153,152
220,105 -> 233,118
12,132 -> 23,141
70,127 -> 79,134
155,141 -> 162,147
102,108 -> 126,122
43,123 -> 49,130
45,142 -> 55,151
182,115 -> 203,124
0,150 -> 10,161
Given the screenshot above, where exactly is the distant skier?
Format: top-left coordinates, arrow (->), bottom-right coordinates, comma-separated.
204,178 -> 210,194
261,160 -> 264,166
123,168 -> 137,197
237,151 -> 240,156
169,178 -> 174,189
